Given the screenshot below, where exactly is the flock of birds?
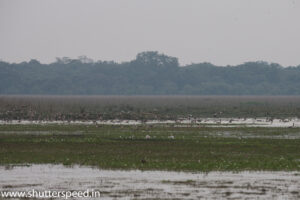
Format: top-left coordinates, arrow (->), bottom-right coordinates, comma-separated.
145,134 -> 174,139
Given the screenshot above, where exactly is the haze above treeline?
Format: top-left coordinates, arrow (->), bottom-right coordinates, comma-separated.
1,51 -> 300,95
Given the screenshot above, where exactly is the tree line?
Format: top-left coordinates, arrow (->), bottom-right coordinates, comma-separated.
1,51 -> 300,95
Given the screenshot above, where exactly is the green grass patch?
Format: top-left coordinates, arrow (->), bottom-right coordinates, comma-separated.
1,124 -> 300,171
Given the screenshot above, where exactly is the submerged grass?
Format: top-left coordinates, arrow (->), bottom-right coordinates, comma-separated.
1,124 -> 300,171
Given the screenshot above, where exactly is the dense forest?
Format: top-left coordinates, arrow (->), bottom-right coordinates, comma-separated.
1,51 -> 300,95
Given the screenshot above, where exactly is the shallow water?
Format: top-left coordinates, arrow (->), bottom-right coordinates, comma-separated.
0,117 -> 300,127
1,165 -> 300,199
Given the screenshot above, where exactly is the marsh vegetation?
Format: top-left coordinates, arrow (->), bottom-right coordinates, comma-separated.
1,96 -> 300,121
1,124 -> 300,171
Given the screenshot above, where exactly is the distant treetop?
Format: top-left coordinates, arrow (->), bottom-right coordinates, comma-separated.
135,51 -> 179,67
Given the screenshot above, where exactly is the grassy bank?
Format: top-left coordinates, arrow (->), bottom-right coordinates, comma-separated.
1,124 -> 300,171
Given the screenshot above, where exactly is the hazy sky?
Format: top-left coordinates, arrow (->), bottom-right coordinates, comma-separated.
0,0 -> 300,66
